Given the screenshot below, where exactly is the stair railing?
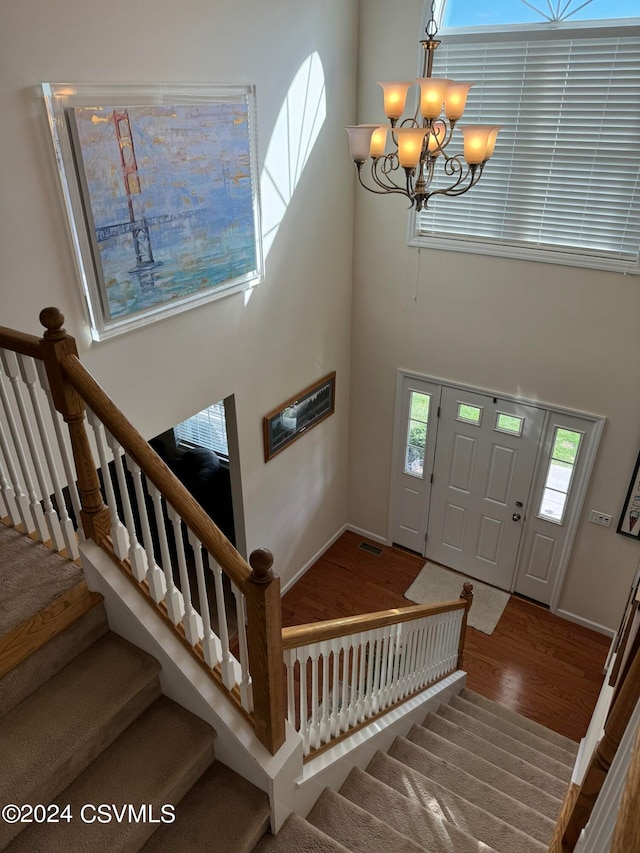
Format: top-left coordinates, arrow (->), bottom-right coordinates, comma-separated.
282,584 -> 473,757
0,308 -> 285,755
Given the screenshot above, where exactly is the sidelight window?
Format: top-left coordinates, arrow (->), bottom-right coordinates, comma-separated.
538,427 -> 583,523
404,391 -> 430,477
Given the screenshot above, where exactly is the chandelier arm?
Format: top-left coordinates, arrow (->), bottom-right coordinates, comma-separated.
356,163 -> 413,198
373,156 -> 413,193
428,164 -> 483,199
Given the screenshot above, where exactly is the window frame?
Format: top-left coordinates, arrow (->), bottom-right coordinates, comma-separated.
410,3 -> 640,274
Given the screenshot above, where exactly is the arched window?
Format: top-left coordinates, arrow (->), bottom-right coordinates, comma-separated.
412,1 -> 640,273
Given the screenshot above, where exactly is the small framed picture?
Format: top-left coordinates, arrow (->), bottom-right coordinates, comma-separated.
617,450 -> 640,539
263,372 -> 336,462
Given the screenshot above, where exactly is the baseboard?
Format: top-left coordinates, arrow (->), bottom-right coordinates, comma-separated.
280,525 -> 348,595
345,524 -> 389,546
555,608 -> 615,638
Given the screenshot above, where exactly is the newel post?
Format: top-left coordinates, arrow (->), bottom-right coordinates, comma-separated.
245,548 -> 286,754
457,582 -> 474,669
38,307 -> 110,544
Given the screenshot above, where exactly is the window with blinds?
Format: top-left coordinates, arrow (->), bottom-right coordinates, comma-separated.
411,20 -> 640,273
174,401 -> 229,458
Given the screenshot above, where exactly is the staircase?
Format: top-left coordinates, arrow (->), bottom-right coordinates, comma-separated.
256,689 -> 577,852
0,530 -> 271,853
2,528 -> 580,853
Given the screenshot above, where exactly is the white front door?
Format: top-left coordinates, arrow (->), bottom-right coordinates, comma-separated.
426,388 -> 545,590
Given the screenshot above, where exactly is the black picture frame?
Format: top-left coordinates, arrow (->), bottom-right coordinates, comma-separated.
617,450 -> 640,540
263,372 -> 336,462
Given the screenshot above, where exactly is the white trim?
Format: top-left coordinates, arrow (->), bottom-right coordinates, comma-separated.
346,523 -> 389,546
280,524 -> 348,595
555,608 -> 616,638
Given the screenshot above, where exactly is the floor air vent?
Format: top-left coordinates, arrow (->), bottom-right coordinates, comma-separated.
358,541 -> 383,556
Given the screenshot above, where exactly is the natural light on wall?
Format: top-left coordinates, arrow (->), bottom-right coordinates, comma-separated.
260,52 -> 326,259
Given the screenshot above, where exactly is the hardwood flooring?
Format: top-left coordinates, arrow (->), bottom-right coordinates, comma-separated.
281,530 -> 612,742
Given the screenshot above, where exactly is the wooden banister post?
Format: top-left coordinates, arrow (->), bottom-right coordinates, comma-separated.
563,639 -> 640,849
457,582 -> 473,669
245,548 -> 286,754
38,307 -> 110,544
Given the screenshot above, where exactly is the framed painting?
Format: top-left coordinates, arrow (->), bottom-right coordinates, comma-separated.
43,83 -> 263,340
617,450 -> 640,540
264,372 -> 336,462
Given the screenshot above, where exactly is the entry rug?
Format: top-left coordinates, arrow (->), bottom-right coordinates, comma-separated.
404,561 -> 509,635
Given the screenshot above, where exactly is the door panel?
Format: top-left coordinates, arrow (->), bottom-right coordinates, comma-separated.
427,388 -> 545,590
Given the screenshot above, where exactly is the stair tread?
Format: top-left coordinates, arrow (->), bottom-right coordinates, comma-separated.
367,750 -> 547,853
436,704 -> 573,783
141,761 -> 269,852
0,600 -> 108,717
0,631 -> 161,844
255,814 -> 351,852
407,723 -> 562,821
340,766 -> 499,853
308,788 -> 425,852
460,689 -> 578,754
389,736 -> 555,845
5,696 -> 216,853
450,694 -> 576,767
421,712 -> 568,800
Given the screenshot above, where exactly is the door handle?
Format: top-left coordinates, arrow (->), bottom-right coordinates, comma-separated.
512,512 -> 522,521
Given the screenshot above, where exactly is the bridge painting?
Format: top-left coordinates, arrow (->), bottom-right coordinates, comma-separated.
68,94 -> 260,324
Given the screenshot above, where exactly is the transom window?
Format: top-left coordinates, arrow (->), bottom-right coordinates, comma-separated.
412,1 -> 640,274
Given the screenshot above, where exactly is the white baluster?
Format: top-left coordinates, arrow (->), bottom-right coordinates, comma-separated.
330,638 -> 341,737
435,615 -> 447,678
207,554 -> 237,691
231,582 -> 253,712
308,645 -> 321,750
364,631 -> 377,718
0,351 -> 47,540
0,446 -> 19,526
166,505 -> 202,646
17,355 -> 67,552
284,649 -> 296,728
299,652 -> 309,754
0,417 -> 30,531
414,621 -> 429,690
105,433 -> 147,580
188,530 -> 221,669
404,624 -> 419,698
86,412 -> 128,558
320,641 -> 331,743
128,459 -> 166,603
36,361 -> 84,541
371,628 -> 387,715
147,482 -> 184,624
356,634 -> 367,722
426,618 -> 438,684
348,638 -> 360,728
340,640 -> 350,733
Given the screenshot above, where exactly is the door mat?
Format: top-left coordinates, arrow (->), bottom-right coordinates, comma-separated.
404,561 -> 510,635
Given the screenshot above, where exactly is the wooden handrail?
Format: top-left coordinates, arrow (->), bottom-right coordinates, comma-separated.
282,598 -> 467,650
563,634 -> 640,848
611,712 -> 640,853
59,351 -> 252,591
0,327 -> 42,360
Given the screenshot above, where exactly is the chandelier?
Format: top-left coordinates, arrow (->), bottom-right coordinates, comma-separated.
345,2 -> 500,212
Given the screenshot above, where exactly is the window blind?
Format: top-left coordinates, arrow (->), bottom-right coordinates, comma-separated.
174,401 -> 228,457
413,32 -> 640,271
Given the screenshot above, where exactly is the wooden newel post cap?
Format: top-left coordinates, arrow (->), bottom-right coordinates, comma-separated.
461,582 -> 473,603
39,307 -> 66,339
249,548 -> 274,584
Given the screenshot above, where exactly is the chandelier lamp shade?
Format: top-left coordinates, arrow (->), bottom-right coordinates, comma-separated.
345,4 -> 501,212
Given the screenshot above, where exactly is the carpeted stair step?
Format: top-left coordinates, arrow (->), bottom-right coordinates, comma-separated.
307,787 -> 425,852
460,689 -> 578,756
420,711 -> 568,800
254,813 -> 351,852
339,766 -> 498,852
366,750 -> 547,853
0,600 -> 109,716
388,736 -> 555,845
435,703 -> 572,783
406,723 -> 562,821
0,632 -> 161,848
449,694 -> 576,768
5,696 -> 216,853
142,761 -> 270,853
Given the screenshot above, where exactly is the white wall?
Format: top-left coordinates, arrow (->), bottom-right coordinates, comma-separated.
0,0 -> 358,588
348,0 -> 640,631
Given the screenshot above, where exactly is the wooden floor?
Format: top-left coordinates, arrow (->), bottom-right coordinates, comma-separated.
281,530 -> 612,742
